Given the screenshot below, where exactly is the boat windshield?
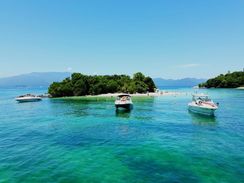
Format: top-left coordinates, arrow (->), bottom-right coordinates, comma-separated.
117,96 -> 131,101
193,96 -> 211,102
18,94 -> 36,98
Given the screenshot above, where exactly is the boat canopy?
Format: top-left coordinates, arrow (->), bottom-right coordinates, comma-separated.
117,94 -> 131,98
17,94 -> 36,98
192,93 -> 211,101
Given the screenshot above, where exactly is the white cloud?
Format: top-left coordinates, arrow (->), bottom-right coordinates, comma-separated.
67,67 -> 72,72
179,64 -> 200,68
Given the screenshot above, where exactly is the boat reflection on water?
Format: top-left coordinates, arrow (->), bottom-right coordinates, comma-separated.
189,110 -> 217,126
115,109 -> 131,118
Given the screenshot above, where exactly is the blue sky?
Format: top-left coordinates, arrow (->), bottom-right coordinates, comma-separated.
0,0 -> 243,79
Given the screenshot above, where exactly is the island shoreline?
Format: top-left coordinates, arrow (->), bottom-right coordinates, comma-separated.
51,91 -> 186,99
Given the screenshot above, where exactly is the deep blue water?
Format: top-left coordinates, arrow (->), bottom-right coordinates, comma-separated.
0,88 -> 243,183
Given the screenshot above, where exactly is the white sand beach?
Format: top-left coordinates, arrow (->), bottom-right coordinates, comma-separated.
86,91 -> 186,98
236,87 -> 244,90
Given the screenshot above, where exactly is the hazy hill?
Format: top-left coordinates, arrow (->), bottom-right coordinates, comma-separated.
153,78 -> 207,87
0,72 -> 206,88
0,72 -> 71,88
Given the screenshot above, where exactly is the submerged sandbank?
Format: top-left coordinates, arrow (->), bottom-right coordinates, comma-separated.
56,91 -> 186,100
93,91 -> 184,97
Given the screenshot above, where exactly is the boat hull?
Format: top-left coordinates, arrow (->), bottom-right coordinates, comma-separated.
16,98 -> 42,102
115,104 -> 133,110
188,105 -> 216,116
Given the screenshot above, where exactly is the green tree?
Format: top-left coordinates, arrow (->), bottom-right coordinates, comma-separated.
134,81 -> 148,93
127,82 -> 137,94
92,82 -> 107,95
200,71 -> 244,88
59,78 -> 73,96
133,72 -> 145,81
71,73 -> 83,84
48,82 -> 62,97
73,79 -> 87,96
107,80 -> 119,93
144,77 -> 156,92
48,72 -> 157,97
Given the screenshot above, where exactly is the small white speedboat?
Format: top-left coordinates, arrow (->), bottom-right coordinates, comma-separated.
188,94 -> 218,116
16,94 -> 42,102
115,94 -> 133,110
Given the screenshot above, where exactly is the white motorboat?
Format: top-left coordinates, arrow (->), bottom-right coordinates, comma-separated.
115,94 -> 133,110
16,94 -> 42,102
188,94 -> 218,116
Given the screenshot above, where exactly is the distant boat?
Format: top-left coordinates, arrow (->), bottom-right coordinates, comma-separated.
188,94 -> 218,116
115,94 -> 133,110
16,94 -> 42,102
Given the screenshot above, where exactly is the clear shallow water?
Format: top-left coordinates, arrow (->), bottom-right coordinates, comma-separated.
0,88 -> 243,183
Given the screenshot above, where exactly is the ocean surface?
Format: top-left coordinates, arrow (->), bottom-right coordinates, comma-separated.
0,87 -> 243,183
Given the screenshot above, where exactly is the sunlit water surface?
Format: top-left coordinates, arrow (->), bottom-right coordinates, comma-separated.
0,88 -> 243,183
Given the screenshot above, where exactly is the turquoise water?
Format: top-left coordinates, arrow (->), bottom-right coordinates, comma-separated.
0,88 -> 243,183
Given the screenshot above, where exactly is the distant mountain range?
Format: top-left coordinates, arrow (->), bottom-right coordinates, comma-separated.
153,78 -> 207,87
0,72 -> 71,88
0,72 -> 206,88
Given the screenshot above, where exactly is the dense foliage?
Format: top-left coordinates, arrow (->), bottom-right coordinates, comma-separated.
199,71 -> 244,88
48,72 -> 156,97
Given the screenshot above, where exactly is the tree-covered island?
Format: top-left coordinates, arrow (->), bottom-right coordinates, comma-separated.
199,71 -> 244,88
48,72 -> 156,97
